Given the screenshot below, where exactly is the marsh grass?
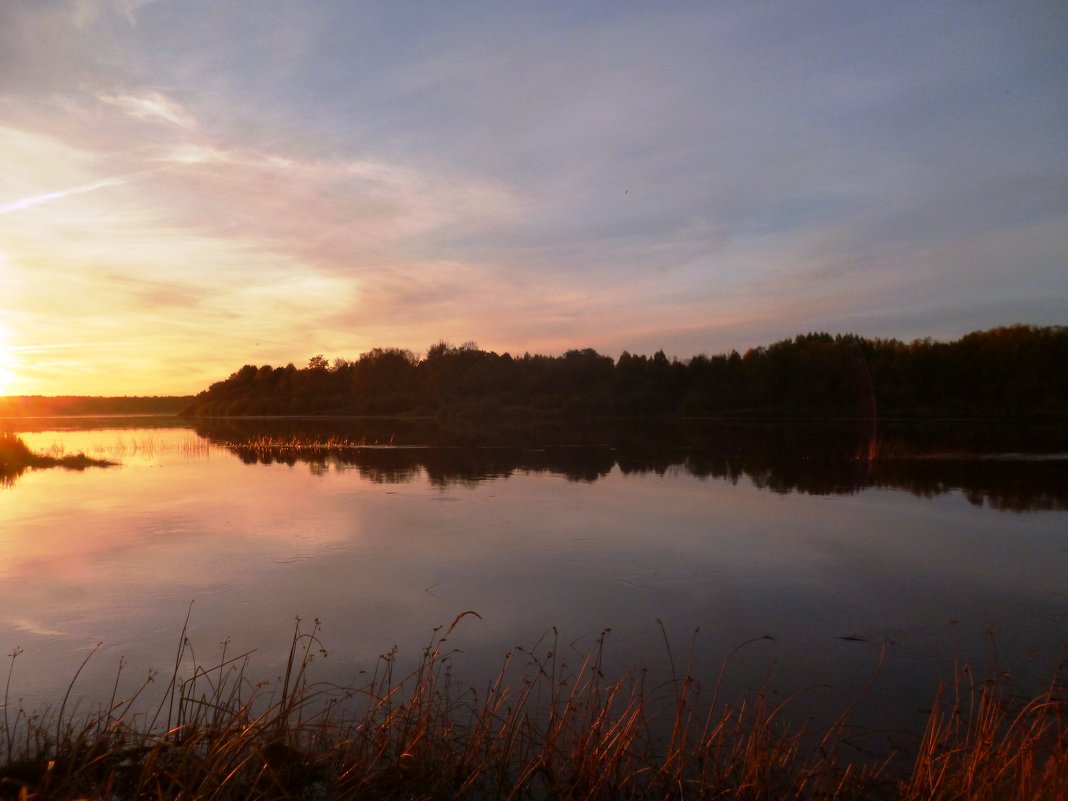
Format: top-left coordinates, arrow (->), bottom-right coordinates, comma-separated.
0,432 -> 114,485
25,433 -> 212,462
902,663 -> 1067,801
95,433 -> 212,460
0,615 -> 1063,800
228,435 -> 384,457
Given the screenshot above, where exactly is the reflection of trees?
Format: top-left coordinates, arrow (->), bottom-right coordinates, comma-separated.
1,464 -> 27,487
193,419 -> 1068,512
871,459 -> 1068,513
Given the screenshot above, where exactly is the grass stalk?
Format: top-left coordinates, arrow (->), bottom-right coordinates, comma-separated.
0,620 -> 1063,800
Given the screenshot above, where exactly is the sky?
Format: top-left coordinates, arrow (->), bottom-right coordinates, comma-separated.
1,0 -> 1065,396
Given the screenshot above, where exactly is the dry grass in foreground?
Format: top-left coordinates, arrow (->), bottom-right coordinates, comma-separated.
0,615 -> 1064,800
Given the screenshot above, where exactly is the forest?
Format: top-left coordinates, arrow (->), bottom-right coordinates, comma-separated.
0,395 -> 193,417
181,325 -> 1068,420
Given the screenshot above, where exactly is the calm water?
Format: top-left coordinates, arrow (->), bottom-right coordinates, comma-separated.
1,417 -> 1066,743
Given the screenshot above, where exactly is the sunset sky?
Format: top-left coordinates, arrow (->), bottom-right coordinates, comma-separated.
2,1 -> 1065,396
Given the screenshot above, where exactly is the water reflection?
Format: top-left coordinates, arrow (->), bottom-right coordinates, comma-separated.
191,418 -> 1068,512
0,418 -> 1065,743
0,424 -> 205,486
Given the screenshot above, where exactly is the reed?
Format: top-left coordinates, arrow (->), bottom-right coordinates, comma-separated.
228,435 -> 370,456
0,616 -> 1063,800
902,662 -> 1067,801
81,433 -> 213,460
0,431 -> 114,475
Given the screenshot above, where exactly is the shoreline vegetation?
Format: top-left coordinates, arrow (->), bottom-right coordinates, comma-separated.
0,396 -> 193,418
180,325 -> 1068,420
1,326 -> 1064,423
0,431 -> 114,484
0,618 -> 1064,800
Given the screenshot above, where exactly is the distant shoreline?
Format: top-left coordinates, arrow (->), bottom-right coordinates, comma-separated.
4,410 -> 1068,424
0,396 -> 193,418
6,325 -> 1067,423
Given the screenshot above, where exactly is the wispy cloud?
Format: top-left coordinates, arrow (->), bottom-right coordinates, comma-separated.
0,175 -> 128,215
72,0 -> 164,28
113,0 -> 164,25
160,144 -> 232,165
98,91 -> 197,129
1,1 -> 1066,393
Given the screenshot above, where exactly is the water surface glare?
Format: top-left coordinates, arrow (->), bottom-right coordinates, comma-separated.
1,421 -> 1066,742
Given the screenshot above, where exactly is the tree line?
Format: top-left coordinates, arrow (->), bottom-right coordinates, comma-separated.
181,325 -> 1068,419
0,395 -> 194,417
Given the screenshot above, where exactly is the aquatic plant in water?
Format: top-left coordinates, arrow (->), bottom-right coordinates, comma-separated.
0,431 -> 114,486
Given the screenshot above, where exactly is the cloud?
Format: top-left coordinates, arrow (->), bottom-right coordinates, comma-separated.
0,175 -> 128,215
2,2 -> 1066,392
160,144 -> 233,165
99,91 -> 198,129
113,0 -> 164,25
70,0 -> 163,27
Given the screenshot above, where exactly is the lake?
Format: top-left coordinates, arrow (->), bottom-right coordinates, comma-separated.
1,416 -> 1066,751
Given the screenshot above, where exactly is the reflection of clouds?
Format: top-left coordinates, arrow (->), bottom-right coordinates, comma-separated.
0,432 -> 359,587
0,422 -> 1064,731
7,617 -> 64,637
